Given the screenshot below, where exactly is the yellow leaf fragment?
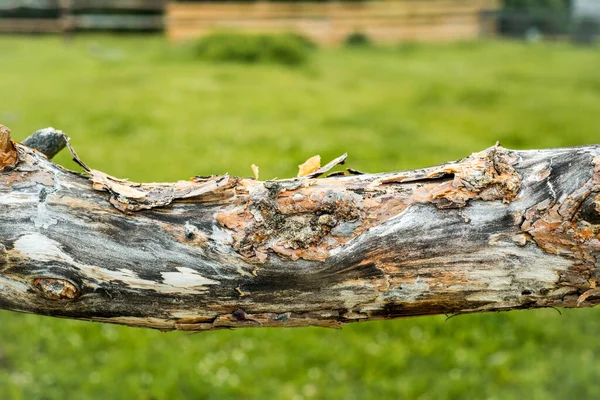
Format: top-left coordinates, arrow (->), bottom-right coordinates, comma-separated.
251,164 -> 259,180
297,155 -> 321,177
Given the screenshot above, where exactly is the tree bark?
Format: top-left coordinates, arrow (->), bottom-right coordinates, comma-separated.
0,124 -> 599,331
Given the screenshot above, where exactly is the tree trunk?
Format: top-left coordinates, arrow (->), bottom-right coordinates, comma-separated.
1,124 -> 599,332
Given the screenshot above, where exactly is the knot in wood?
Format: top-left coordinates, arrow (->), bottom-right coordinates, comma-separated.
231,309 -> 247,320
580,194 -> 600,225
34,278 -> 80,301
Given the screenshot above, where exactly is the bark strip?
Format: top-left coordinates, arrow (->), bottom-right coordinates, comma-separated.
0,124 -> 599,331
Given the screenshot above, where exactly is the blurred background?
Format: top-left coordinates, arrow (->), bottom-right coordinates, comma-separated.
1,0 -> 600,399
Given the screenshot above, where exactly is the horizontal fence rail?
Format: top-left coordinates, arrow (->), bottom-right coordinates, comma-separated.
0,0 -> 501,40
0,0 -> 166,34
0,0 -> 59,11
0,18 -> 60,33
67,15 -> 164,30
63,0 -> 166,10
167,0 -> 501,44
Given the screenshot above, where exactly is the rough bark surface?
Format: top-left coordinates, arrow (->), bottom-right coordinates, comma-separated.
1,124 -> 599,332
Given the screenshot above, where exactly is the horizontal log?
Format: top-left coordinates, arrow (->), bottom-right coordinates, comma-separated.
167,14 -> 479,27
0,124 -> 599,332
166,1 -> 494,19
168,20 -> 479,44
166,0 -> 497,43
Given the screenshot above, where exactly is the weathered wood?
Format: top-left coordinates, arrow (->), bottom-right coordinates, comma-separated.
0,18 -> 61,33
69,15 -> 163,31
166,0 -> 501,44
0,124 -> 599,332
63,0 -> 166,11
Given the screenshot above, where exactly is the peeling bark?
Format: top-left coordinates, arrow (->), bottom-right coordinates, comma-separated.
1,124 -> 599,332
0,125 -> 18,170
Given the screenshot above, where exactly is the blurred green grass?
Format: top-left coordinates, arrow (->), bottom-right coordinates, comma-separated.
1,36 -> 600,399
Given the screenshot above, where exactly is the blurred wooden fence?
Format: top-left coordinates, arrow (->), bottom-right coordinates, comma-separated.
167,0 -> 501,44
0,0 -> 165,34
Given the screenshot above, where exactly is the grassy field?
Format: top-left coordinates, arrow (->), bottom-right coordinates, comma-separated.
1,35 -> 600,399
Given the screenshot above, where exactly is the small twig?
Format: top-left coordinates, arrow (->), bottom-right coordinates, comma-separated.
326,171 -> 346,177
346,168 -> 366,175
64,136 -> 90,172
549,306 -> 562,316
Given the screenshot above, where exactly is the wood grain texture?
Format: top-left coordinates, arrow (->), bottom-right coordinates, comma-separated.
0,124 -> 599,331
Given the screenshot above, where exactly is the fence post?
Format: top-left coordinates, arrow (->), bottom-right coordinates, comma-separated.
58,0 -> 73,41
